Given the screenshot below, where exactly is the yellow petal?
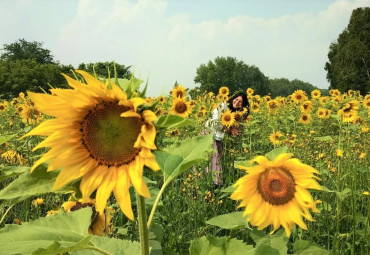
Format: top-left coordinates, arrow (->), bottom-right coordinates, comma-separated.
113,168 -> 134,220
96,167 -> 117,214
128,157 -> 150,198
80,166 -> 109,200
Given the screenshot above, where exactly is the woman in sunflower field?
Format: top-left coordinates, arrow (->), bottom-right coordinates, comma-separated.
206,90 -> 249,186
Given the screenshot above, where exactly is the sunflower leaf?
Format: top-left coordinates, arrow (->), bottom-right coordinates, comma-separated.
71,235 -> 141,255
251,229 -> 288,255
265,146 -> 289,161
154,134 -> 213,183
0,134 -> 16,145
206,212 -> 249,230
189,235 -> 254,255
0,164 -> 78,202
154,114 -> 197,130
0,208 -> 92,255
0,165 -> 29,182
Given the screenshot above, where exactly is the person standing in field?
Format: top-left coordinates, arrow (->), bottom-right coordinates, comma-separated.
206,91 -> 250,186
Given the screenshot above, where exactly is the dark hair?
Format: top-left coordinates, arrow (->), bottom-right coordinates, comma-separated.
227,91 -> 249,113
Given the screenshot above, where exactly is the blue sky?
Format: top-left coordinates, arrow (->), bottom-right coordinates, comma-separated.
1,0 -> 369,96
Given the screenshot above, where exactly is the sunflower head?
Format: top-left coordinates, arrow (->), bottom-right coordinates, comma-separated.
311,89 -> 321,99
291,90 -> 307,103
24,70 -> 160,221
230,153 -> 321,237
221,109 -> 235,127
269,131 -> 284,145
218,86 -> 230,96
299,113 -> 311,124
171,84 -> 186,99
247,88 -> 254,95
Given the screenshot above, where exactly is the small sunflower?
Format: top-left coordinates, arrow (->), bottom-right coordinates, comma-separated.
291,90 -> 307,104
319,96 -> 329,105
230,153 -> 321,236
247,88 -> 254,95
218,86 -> 229,96
329,89 -> 340,97
157,95 -> 166,105
170,97 -> 192,117
338,100 -> 360,119
311,89 -> 321,99
269,131 -> 284,145
267,100 -> 279,113
300,101 -> 312,113
171,84 -> 186,99
251,102 -> 260,113
316,108 -> 326,119
24,70 -> 160,220
221,109 -> 235,127
363,99 -> 370,110
299,113 -> 311,124
0,101 -> 8,112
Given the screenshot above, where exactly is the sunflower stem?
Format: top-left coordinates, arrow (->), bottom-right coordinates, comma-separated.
147,180 -> 168,228
136,192 -> 150,255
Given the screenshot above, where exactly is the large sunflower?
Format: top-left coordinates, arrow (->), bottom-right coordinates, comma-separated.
291,90 -> 307,104
24,70 -> 160,220
230,153 -> 321,236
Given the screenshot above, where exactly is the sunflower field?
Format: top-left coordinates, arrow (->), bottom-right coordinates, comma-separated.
0,71 -> 369,255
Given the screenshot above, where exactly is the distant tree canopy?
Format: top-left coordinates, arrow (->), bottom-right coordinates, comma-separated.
268,78 -> 325,97
77,62 -> 132,79
0,39 -> 74,99
1,39 -> 55,64
194,56 -> 269,96
325,7 -> 370,95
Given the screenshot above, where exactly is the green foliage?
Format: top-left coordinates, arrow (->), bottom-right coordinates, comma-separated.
268,78 -> 322,97
190,235 -> 254,255
0,59 -> 71,99
0,39 -> 55,64
206,212 -> 248,230
155,114 -> 197,130
324,7 -> 370,95
155,134 -> 213,183
194,56 -> 269,96
78,61 -> 132,79
0,208 -> 141,255
0,164 -> 78,203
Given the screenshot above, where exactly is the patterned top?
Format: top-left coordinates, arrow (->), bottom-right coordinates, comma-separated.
206,102 -> 228,141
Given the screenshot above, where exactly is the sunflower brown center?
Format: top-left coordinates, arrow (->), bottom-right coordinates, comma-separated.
302,115 -> 308,121
81,101 -> 144,167
224,115 -> 231,121
175,101 -> 187,113
257,167 -> 296,205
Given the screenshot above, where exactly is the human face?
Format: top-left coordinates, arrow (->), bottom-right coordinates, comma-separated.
232,96 -> 243,109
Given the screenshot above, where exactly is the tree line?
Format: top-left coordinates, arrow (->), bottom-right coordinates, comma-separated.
0,7 -> 368,99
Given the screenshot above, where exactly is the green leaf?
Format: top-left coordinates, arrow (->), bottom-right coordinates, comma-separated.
190,235 -> 254,255
154,114 -> 197,129
32,236 -> 92,255
221,185 -> 235,193
0,164 -> 77,202
72,235 -> 141,255
265,147 -> 289,161
0,208 -> 92,255
0,134 -> 16,145
206,212 -> 249,230
335,188 -> 352,201
314,136 -> 333,142
0,165 -> 29,182
294,243 -> 330,255
154,134 -> 213,183
251,229 -> 288,255
234,160 -> 255,168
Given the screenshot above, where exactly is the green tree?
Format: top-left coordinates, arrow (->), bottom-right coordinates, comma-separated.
0,39 -> 55,64
77,61 -> 132,79
324,7 -> 370,95
194,56 -> 269,96
268,78 -> 323,98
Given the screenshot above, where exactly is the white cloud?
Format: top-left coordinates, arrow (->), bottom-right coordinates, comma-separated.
53,0 -> 370,96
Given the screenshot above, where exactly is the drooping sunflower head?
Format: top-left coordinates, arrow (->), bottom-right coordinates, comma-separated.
171,84 -> 186,99
230,153 -> 321,237
338,100 -> 360,117
300,100 -> 312,113
218,86 -> 229,96
221,109 -> 235,127
267,100 -> 279,113
24,70 -> 160,220
170,97 -> 192,117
